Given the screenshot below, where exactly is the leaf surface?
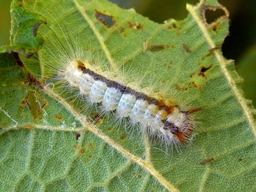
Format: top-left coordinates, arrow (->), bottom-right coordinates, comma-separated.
0,0 -> 256,191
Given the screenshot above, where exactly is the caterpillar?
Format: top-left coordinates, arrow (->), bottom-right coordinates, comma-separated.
63,60 -> 195,145
34,19 -> 202,148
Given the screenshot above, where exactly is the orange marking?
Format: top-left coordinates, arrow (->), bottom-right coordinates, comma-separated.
159,110 -> 168,119
175,131 -> 185,142
77,60 -> 84,69
157,100 -> 165,107
166,106 -> 175,114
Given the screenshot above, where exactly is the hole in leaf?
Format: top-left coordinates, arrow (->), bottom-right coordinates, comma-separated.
95,10 -> 115,28
128,21 -> 143,30
22,90 -> 46,119
205,8 -> 226,25
76,133 -> 81,140
200,66 -> 211,73
199,65 -> 212,78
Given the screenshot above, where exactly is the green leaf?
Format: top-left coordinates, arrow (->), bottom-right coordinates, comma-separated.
0,0 -> 44,57
1,0 -> 256,191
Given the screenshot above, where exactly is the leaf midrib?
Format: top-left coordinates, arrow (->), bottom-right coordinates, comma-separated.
187,3 -> 256,136
73,0 -> 118,72
44,86 -> 178,192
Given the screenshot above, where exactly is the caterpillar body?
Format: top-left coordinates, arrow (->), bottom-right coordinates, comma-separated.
36,20 -> 201,148
58,59 -> 196,146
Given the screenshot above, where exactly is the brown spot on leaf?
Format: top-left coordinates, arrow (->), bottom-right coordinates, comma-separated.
119,28 -> 125,33
202,46 -> 221,60
182,43 -> 191,53
92,113 -> 102,119
133,172 -> 142,179
80,148 -> 86,154
212,25 -> 217,32
143,41 -> 148,52
26,73 -> 43,89
55,114 -> 62,120
21,96 -> 31,110
143,42 -> 171,52
41,102 -> 46,109
200,157 -> 214,164
89,143 -> 94,149
168,23 -> 178,30
74,145 -> 80,150
148,45 -> 165,51
68,98 -> 74,102
189,72 -> 195,78
189,81 -> 202,90
128,21 -> 143,30
120,135 -> 126,140
208,46 -> 221,53
175,82 -> 192,91
91,113 -> 104,125
95,10 -> 115,28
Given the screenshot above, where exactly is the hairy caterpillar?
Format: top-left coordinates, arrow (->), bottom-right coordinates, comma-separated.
34,18 -> 201,149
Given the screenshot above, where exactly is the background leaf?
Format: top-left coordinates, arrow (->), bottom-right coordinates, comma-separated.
237,46 -> 256,105
0,0 -> 256,191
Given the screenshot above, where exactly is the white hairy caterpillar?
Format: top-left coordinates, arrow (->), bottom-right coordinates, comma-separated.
35,19 -> 201,148
64,60 -> 195,144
